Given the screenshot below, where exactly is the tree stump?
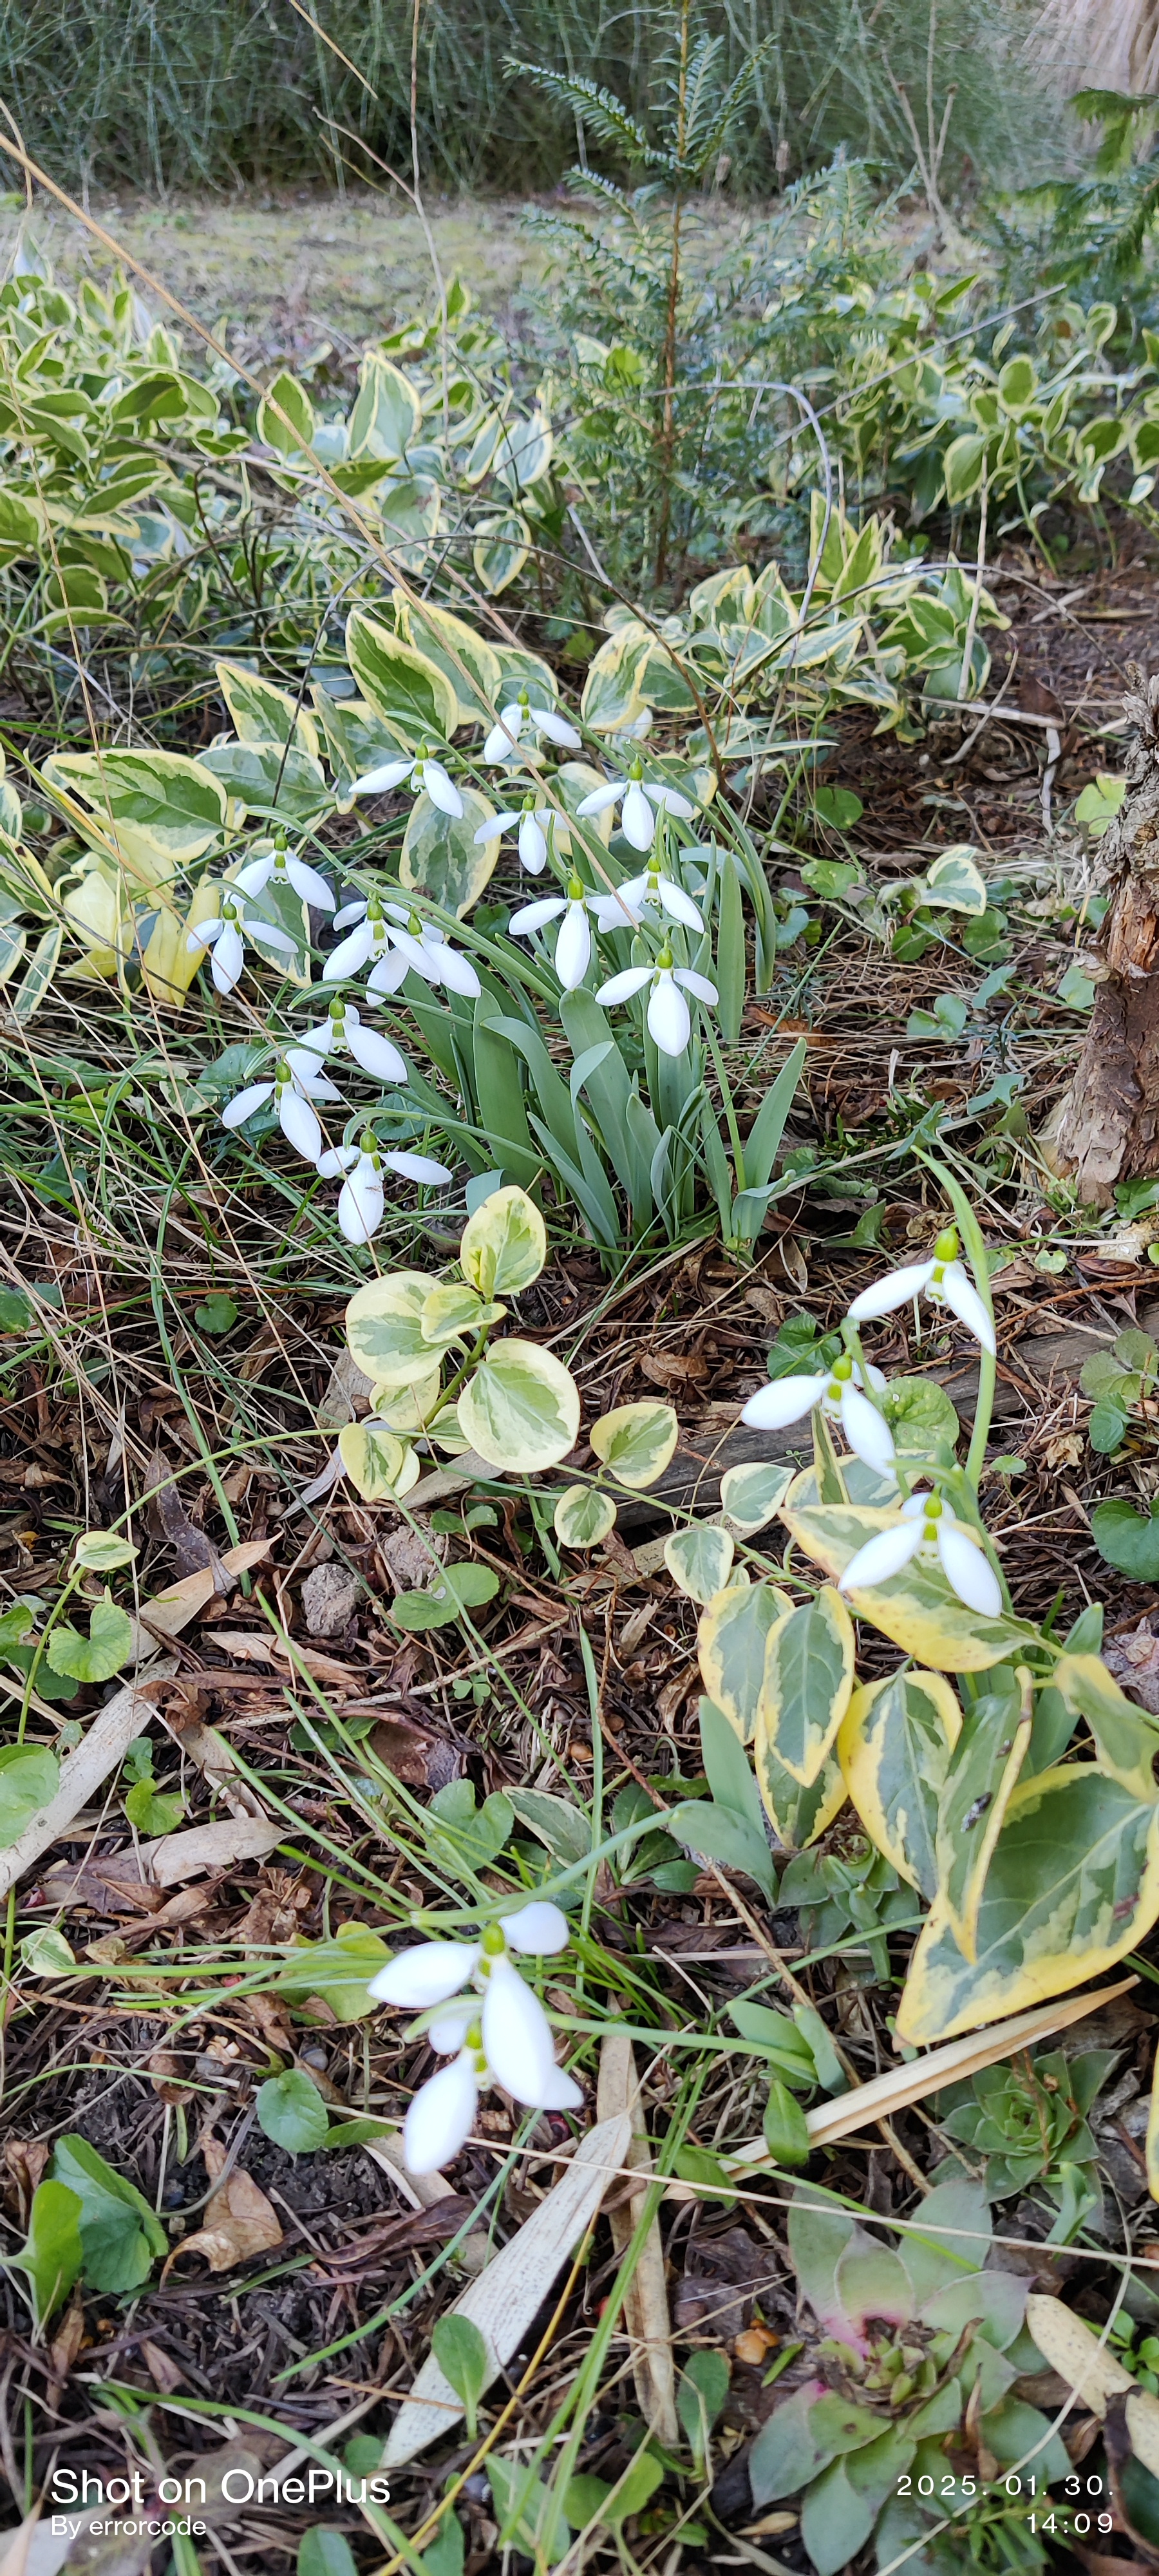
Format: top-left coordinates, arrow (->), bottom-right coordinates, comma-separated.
1055,667 -> 1159,1204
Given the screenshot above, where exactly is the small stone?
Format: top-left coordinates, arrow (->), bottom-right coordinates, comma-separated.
301,1561 -> 360,1636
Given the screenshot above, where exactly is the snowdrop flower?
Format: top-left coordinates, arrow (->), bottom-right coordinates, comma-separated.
285,996 -> 408,1090
478,788 -> 556,876
317,1132 -> 453,1242
234,829 -> 335,914
509,878 -> 600,990
592,856 -> 704,935
838,1489 -> 1002,1618
576,759 -> 695,853
741,1351 -> 896,1479
847,1227 -> 995,1356
325,893 -> 399,983
348,746 -> 464,820
326,897 -> 480,998
368,1902 -> 581,2175
220,1059 -> 333,1163
190,892 -> 296,996
483,690 -> 581,766
596,947 -> 719,1057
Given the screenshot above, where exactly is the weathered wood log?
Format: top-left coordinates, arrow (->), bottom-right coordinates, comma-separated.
1056,667 -> 1159,1204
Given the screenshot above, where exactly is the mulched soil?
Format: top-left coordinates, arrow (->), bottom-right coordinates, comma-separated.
3,542 -> 1159,2573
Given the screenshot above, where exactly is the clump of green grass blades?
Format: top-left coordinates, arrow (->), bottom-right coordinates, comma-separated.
0,0 -> 1061,198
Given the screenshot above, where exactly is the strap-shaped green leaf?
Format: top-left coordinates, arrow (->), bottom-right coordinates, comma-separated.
837,1668 -> 961,1897
697,1579 -> 792,1743
933,1667 -> 1033,1960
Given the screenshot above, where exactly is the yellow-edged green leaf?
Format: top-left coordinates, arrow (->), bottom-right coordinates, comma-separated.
257,368 -> 315,456
580,623 -> 653,734
421,1281 -> 498,1341
214,661 -> 320,760
14,923 -> 63,1019
753,1730 -> 847,1850
348,354 -> 422,462
589,1400 -> 678,1490
553,1485 -> 617,1549
459,1185 -> 546,1297
457,1339 -> 580,1474
758,1585 -> 855,1787
43,749 -> 227,889
697,1580 -> 794,1745
664,1525 -> 735,1605
779,1492 -> 1031,1673
346,607 -> 458,748
345,1271 -> 442,1387
934,1667 -> 1033,1960
400,785 -> 500,918
1055,1652 -> 1159,1803
337,1421 -> 420,1502
897,1767 -> 1159,2045
720,1461 -> 795,1536
368,1369 -> 442,1432
0,919 -> 27,984
141,878 -> 222,1007
399,595 -> 502,729
920,845 -> 988,916
837,1669 -> 961,1897
473,511 -> 531,596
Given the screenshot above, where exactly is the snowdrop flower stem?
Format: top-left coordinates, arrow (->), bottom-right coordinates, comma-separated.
919,1160 -> 999,1493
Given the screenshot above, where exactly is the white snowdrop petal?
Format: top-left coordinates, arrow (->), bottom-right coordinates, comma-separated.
278,1088 -> 324,1162
338,1155 -> 385,1242
212,927 -> 244,992
510,896 -> 567,936
350,760 -> 411,795
847,1261 -> 936,1321
649,786 -> 695,819
739,1374 -> 828,1430
554,902 -> 592,990
480,810 -> 518,842
345,1021 -> 408,1083
234,857 -> 273,895
221,1083 -> 274,1128
333,899 -> 369,931
937,1261 -> 997,1356
437,946 -> 481,998
658,878 -> 704,929
533,705 -> 581,748
539,2066 -> 584,2110
936,1521 -> 1003,1616
426,2002 -> 476,2056
247,920 -> 298,954
576,781 -> 625,817
367,1939 -> 481,2007
423,761 -> 464,819
481,1956 -> 560,2107
646,971 -> 690,1055
403,2052 -> 478,2175
621,781 -> 657,851
189,917 -> 221,950
502,1900 -> 570,1956
323,924 -> 375,980
674,968 -> 719,1005
368,949 -> 411,994
287,857 -> 336,911
596,965 -> 652,1005
383,1151 -> 453,1185
316,1145 -> 359,1179
389,926 -> 439,983
840,1383 -> 897,1475
518,814 -> 548,875
839,1522 -> 924,1592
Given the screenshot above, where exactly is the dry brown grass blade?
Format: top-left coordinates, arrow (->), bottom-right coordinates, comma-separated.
597,2032 -> 679,2444
383,2111 -> 633,2467
722,1977 -> 1138,2169
0,1660 -> 178,1900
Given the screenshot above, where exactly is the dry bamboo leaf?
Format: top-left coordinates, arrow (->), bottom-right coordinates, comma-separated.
140,1539 -> 272,1638
363,2128 -> 459,2215
167,2137 -> 282,2273
1026,2294 -> 1133,2416
0,1660 -> 178,1901
383,2111 -> 633,2467
721,1978 -> 1138,2171
597,2034 -> 678,2444
139,1815 -> 285,1886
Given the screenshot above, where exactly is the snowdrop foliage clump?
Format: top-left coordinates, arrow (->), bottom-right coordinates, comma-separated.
368,1902 -> 581,2174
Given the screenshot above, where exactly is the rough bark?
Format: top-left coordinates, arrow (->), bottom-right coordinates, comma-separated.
1055,668 -> 1159,1205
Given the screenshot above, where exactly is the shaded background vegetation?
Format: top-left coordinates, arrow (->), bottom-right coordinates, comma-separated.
0,0 -> 1067,198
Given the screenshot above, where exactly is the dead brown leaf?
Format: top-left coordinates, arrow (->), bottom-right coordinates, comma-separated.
48,2294 -> 85,2385
146,1450 -> 219,1580
370,1713 -> 461,1790
165,2137 -> 282,2274
140,2338 -> 184,2393
3,2138 -> 48,2224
